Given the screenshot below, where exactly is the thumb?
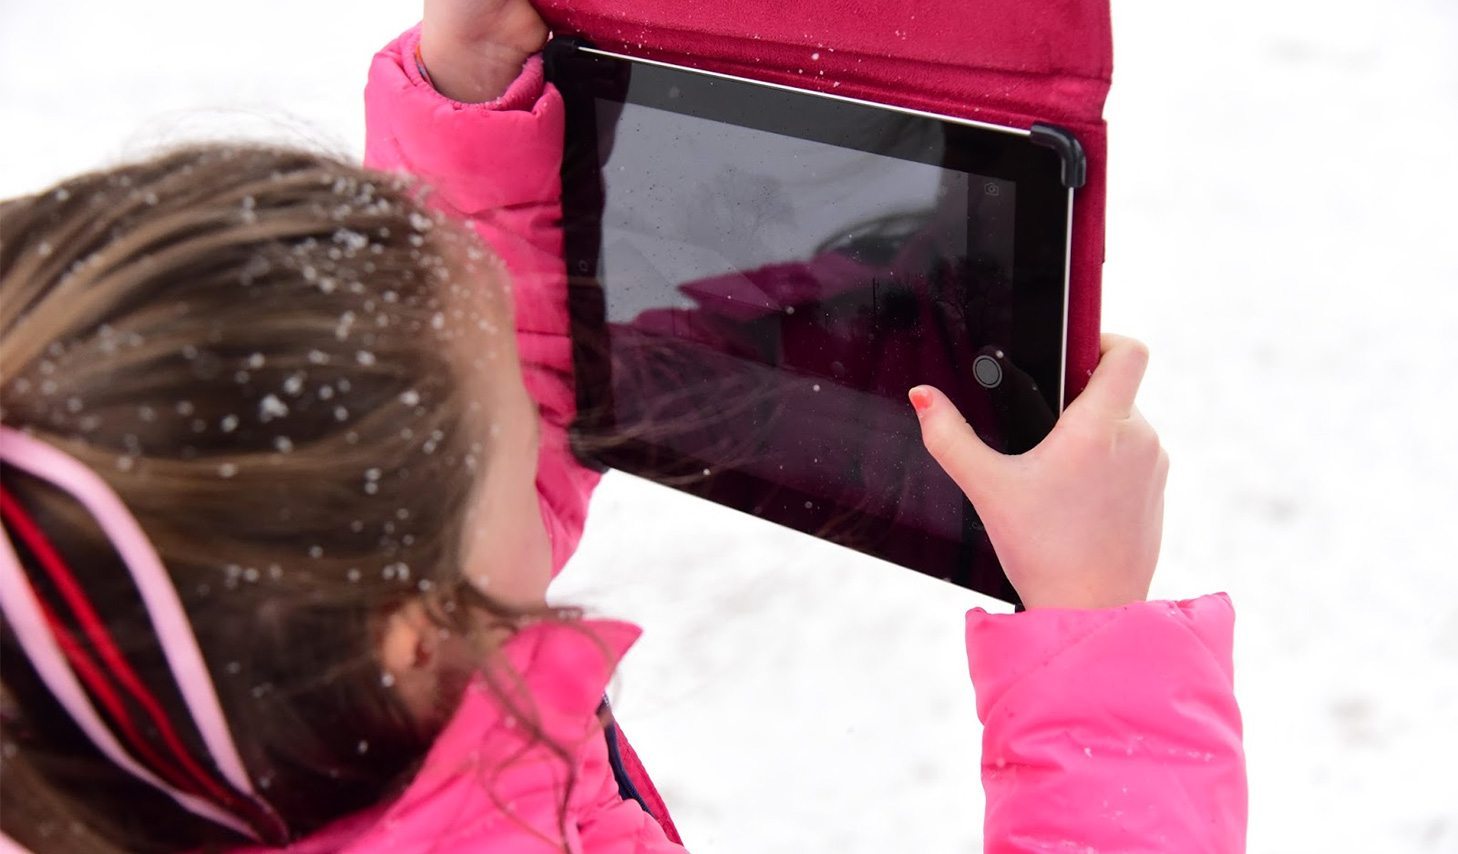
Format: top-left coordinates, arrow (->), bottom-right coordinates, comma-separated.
908,385 -> 1007,505
1065,334 -> 1150,421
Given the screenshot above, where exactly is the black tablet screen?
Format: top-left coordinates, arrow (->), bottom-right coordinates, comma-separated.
554,46 -> 1068,601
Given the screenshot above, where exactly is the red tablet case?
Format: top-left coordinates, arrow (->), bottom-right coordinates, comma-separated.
536,0 -> 1111,403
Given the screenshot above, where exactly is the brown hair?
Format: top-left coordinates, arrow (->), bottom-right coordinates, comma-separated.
0,144 -> 571,851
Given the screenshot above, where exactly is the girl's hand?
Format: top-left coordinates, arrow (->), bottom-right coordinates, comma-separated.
420,0 -> 548,103
909,334 -> 1168,610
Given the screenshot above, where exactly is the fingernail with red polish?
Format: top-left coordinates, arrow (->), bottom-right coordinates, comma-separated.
908,386 -> 933,413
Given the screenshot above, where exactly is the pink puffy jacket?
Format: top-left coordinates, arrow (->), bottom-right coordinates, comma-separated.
245,27 -> 1248,852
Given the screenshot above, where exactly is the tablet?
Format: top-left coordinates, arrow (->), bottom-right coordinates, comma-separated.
546,38 -> 1084,604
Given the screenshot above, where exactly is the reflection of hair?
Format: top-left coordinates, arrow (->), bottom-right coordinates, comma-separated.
573,326 -> 785,486
0,145 -> 581,851
582,322 -> 957,568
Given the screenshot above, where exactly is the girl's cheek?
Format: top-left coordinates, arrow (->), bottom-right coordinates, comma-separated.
459,456 -> 552,608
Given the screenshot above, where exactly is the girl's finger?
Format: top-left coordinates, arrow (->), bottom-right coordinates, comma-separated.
1067,334 -> 1150,420
908,384 -> 1006,505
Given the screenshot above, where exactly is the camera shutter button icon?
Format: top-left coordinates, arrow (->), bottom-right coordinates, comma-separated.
972,354 -> 1003,389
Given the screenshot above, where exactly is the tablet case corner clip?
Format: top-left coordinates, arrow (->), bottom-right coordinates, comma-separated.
1030,123 -> 1087,190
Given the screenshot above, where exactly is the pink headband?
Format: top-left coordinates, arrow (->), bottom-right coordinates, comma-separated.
0,426 -> 284,842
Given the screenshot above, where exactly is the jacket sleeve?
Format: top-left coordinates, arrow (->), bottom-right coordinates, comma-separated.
363,27 -> 600,576
966,593 -> 1247,853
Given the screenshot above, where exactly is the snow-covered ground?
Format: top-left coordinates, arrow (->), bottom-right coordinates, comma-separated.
3,1 -> 1456,851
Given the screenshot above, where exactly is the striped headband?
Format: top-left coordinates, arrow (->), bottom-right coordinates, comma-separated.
0,426 -> 286,843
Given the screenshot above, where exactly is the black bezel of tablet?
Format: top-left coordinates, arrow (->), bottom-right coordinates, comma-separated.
548,39 -> 1076,604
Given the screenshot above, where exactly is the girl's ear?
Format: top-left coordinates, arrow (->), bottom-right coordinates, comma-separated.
379,599 -> 433,672
378,600 -> 442,723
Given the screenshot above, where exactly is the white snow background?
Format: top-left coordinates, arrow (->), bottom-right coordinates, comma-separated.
2,1 -> 1456,851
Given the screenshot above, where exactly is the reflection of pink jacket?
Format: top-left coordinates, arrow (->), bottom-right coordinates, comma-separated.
251,27 -> 1246,852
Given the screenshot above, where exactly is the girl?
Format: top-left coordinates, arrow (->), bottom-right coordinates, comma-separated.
0,1 -> 1247,851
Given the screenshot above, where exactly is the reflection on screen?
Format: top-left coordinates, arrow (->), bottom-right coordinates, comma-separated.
595,98 -> 1020,555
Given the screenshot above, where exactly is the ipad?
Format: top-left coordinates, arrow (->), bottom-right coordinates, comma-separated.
546,38 -> 1084,604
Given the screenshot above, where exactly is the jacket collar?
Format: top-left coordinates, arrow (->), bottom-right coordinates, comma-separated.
236,619 -> 642,852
